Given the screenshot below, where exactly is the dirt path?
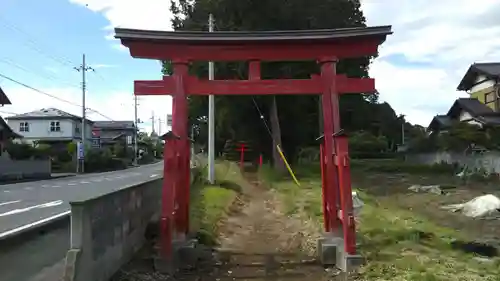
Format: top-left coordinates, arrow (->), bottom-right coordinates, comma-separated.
112,172 -> 347,281
198,173 -> 342,281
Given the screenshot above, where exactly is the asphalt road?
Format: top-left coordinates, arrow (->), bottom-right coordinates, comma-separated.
0,161 -> 164,236
0,161 -> 164,281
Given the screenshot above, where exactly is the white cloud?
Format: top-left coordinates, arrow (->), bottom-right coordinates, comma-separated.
65,0 -> 500,127
363,0 -> 500,126
0,85 -> 172,134
92,64 -> 117,69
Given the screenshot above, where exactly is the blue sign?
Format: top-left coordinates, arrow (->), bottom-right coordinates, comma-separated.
77,142 -> 85,160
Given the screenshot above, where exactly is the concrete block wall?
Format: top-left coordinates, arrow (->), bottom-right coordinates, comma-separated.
62,158 -> 204,281
0,153 -> 51,179
407,152 -> 500,174
63,178 -> 162,281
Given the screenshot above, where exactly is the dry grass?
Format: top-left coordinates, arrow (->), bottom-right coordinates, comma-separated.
262,162 -> 500,281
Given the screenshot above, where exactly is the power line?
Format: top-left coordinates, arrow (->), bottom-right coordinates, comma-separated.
0,72 -> 114,121
87,108 -> 113,121
0,57 -> 79,89
0,72 -> 80,106
0,15 -> 75,67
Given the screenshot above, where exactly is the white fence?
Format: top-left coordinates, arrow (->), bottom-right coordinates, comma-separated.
406,152 -> 500,174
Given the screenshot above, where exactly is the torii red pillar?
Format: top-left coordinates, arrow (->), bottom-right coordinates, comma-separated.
115,25 -> 392,271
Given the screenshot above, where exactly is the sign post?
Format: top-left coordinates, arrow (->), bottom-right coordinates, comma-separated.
77,141 -> 85,173
91,129 -> 101,149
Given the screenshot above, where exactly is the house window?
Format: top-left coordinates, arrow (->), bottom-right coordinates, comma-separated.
50,121 -> 61,132
485,92 -> 496,104
75,126 -> 80,134
19,122 -> 29,132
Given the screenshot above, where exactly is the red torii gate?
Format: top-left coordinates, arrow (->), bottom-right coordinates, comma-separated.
115,26 -> 392,270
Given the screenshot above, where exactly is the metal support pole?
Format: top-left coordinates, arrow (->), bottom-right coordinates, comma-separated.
134,95 -> 138,165
74,54 -> 93,173
158,117 -> 162,135
208,13 -> 216,184
81,54 -> 86,173
151,111 -> 155,134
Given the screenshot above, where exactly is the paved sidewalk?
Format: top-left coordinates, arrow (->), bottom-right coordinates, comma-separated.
0,173 -> 76,186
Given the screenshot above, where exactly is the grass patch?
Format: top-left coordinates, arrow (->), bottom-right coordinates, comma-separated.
189,162 -> 243,245
259,164 -> 500,281
356,194 -> 500,281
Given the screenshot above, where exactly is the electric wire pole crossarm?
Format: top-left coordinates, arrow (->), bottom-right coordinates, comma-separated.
74,54 -> 94,173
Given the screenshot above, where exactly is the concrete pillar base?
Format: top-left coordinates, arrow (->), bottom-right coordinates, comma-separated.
317,233 -> 364,272
154,237 -> 216,274
154,237 -> 196,274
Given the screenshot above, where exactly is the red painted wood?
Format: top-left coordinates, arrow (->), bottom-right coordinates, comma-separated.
320,60 -> 341,233
161,137 -> 177,258
249,60 -> 261,80
124,38 -> 382,61
335,136 -> 356,255
134,75 -> 375,96
319,144 -> 330,232
237,143 -> 247,171
124,27 -> 388,259
171,63 -> 190,236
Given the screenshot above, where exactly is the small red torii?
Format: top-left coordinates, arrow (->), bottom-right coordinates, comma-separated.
115,26 -> 392,271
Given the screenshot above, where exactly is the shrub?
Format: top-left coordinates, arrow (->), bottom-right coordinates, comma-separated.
350,159 -> 457,175
138,152 -> 155,164
5,142 -> 35,160
84,147 -> 128,172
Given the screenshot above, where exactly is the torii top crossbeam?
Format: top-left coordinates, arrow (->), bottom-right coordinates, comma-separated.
114,26 -> 392,62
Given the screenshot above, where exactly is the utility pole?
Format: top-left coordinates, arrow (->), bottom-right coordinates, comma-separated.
191,125 -> 195,156
400,114 -> 406,145
157,117 -> 163,135
401,122 -> 405,145
208,14 -> 216,184
151,111 -> 155,134
134,95 -> 139,165
74,54 -> 94,173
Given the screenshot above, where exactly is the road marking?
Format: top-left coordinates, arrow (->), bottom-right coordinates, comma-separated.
0,200 -> 63,217
52,185 -> 61,188
0,211 -> 70,240
3,190 -> 10,193
80,181 -> 90,184
0,200 -> 20,207
41,184 -> 50,188
150,174 -> 158,178
67,183 -> 76,186
24,187 -> 33,190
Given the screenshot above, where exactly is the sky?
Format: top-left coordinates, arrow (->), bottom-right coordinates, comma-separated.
0,0 -> 499,132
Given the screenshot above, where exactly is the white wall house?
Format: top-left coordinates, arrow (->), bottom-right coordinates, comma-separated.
469,74 -> 496,93
6,108 -> 93,145
458,111 -> 483,127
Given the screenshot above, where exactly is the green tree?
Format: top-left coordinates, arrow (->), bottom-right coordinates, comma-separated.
168,0 -> 401,165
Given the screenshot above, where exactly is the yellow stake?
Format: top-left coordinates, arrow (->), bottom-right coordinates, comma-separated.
276,144 -> 300,186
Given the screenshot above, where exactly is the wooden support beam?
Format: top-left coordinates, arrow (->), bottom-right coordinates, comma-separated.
134,75 -> 375,96
125,38 -> 382,61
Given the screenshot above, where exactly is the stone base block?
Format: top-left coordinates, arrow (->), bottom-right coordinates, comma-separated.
154,238 -> 198,274
317,233 -> 365,272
